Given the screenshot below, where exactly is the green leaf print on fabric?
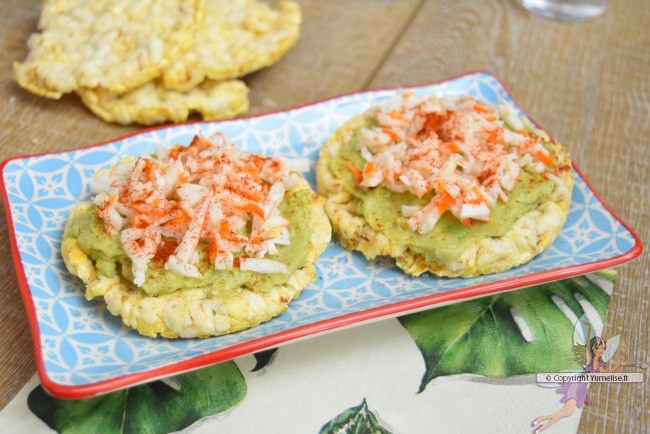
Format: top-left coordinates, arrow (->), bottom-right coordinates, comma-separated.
28,361 -> 246,434
399,271 -> 614,392
319,398 -> 393,434
251,348 -> 278,372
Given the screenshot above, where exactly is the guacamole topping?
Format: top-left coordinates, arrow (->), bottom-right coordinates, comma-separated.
79,133 -> 311,295
65,187 -> 311,296
329,94 -> 558,264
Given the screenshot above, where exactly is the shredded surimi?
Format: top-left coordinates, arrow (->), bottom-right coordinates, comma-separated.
352,93 -> 556,234
92,134 -> 294,286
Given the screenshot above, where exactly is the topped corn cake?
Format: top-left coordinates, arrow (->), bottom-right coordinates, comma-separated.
62,134 -> 331,338
316,93 -> 573,277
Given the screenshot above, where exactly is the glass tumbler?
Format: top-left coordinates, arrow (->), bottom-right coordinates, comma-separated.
519,0 -> 607,21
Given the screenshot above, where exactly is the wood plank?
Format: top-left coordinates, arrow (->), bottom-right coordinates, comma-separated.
369,1 -> 649,433
0,0 -> 422,409
245,0 -> 424,113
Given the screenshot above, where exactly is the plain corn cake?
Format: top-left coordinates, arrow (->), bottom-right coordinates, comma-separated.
13,0 -> 200,99
77,79 -> 250,125
161,0 -> 302,91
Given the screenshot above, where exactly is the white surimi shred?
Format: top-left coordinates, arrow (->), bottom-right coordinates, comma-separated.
283,158 -> 311,173
239,258 -> 288,274
165,255 -> 202,279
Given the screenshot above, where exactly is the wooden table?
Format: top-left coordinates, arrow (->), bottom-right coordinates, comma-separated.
0,0 -> 647,432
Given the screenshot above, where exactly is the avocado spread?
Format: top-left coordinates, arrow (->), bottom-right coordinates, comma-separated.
65,188 -> 312,297
329,124 -> 556,265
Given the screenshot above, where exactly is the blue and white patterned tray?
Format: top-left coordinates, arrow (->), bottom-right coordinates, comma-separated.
0,72 -> 641,398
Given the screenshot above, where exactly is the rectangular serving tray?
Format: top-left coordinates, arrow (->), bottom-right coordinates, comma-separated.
0,71 -> 641,399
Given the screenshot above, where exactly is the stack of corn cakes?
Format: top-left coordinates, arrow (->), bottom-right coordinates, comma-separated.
13,0 -> 301,125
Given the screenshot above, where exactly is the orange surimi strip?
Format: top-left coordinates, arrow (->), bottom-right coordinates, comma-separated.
363,161 -> 377,175
473,104 -> 489,114
164,214 -> 191,227
227,185 -> 263,202
219,220 -> 230,239
143,160 -> 156,181
244,166 -> 263,184
535,150 -> 555,167
236,203 -> 266,219
131,214 -> 151,229
130,202 -> 167,217
388,110 -> 406,121
445,142 -> 460,153
382,128 -> 399,141
241,191 -> 264,202
436,192 -> 454,215
168,145 -> 183,161
466,186 -> 486,204
207,236 -> 218,262
346,163 -> 363,184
